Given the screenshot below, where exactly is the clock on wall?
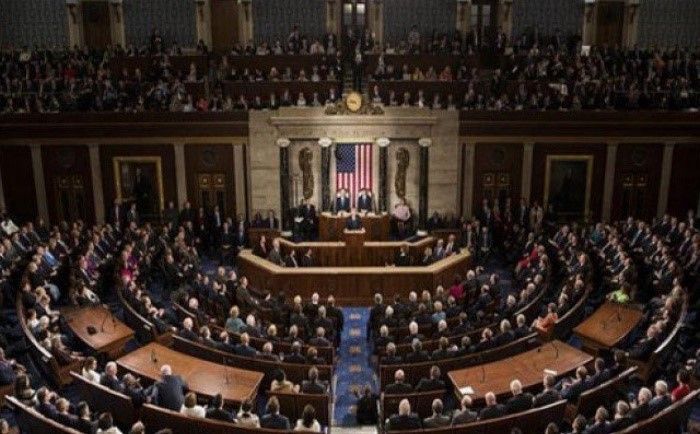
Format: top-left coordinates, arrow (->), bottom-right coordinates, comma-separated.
345,91 -> 363,112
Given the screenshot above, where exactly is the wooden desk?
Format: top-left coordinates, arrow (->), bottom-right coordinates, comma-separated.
448,341 -> 592,402
319,212 -> 390,241
116,343 -> 263,405
61,306 -> 134,359
238,249 -> 471,305
573,302 -> 643,353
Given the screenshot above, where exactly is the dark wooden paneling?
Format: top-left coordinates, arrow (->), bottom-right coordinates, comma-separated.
611,143 -> 663,221
473,142 -> 523,210
531,143 -> 607,220
82,1 -> 112,48
0,146 -> 36,222
42,145 -> 95,224
211,0 -> 239,52
184,144 -> 236,217
99,145 -> 177,219
668,143 -> 700,217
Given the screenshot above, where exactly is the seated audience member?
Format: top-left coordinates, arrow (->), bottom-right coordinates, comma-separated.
451,395 -> 477,425
385,369 -> 413,395
505,379 -> 534,414
381,343 -> 402,365
261,396 -> 291,430
630,387 -> 653,421
533,303 -> 558,335
405,339 -> 430,363
423,398 -> 450,428
534,374 -> 560,407
671,368 -> 691,401
100,361 -> 125,394
294,404 -> 321,432
206,393 -> 235,422
627,324 -> 661,360
649,380 -> 672,413
301,366 -> 326,394
386,399 -> 422,431
415,365 -> 445,391
586,406 -> 610,434
568,415 -> 588,433
81,357 -> 101,383
236,399 -> 261,428
608,400 -> 634,431
479,392 -> 506,420
561,366 -> 590,400
96,412 -> 121,434
181,391 -> 206,418
270,369 -> 299,393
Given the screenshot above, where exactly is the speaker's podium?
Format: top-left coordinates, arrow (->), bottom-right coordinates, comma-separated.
343,228 -> 366,264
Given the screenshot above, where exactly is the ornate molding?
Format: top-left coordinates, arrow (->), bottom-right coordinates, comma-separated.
324,94 -> 384,116
276,138 -> 291,148
375,137 -> 391,147
318,137 -> 333,148
418,138 -> 432,147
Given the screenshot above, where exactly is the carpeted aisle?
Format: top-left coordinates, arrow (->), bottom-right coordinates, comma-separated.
333,307 -> 375,426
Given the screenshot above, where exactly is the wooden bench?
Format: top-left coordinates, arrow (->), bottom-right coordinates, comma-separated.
268,390 -> 332,428
16,298 -> 81,387
5,395 -> 82,434
117,288 -> 173,346
139,403 -> 295,434
385,399 -> 568,434
568,366 -> 638,420
171,335 -> 333,389
69,371 -> 138,428
381,389 -> 446,422
616,389 -> 699,434
379,333 -> 540,391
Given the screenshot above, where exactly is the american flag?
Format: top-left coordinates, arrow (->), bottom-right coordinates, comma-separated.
335,143 -> 373,206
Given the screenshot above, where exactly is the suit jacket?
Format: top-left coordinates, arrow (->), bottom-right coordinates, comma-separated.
301,380 -> 327,395
533,389 -> 560,407
357,194 -> 373,212
414,378 -> 445,392
385,382 -> 413,395
267,249 -> 284,266
394,252 -> 411,267
206,407 -> 236,422
335,196 -> 350,213
451,409 -> 478,425
153,374 -> 188,411
505,393 -> 534,414
423,414 -> 451,428
260,413 -> 290,430
387,413 -> 422,431
479,404 -> 506,420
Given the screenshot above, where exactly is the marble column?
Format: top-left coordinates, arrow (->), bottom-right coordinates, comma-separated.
601,142 -> 618,222
108,0 -> 126,47
499,0 -> 514,42
66,1 -> 83,47
278,138 -> 291,230
520,142 -> 534,203
582,1 -> 598,46
463,141 -> 476,218
456,0 -> 471,36
30,144 -> 49,221
173,143 -> 188,207
368,0 -> 384,45
418,138 -> 431,228
233,143 -> 247,218
88,144 -> 105,224
237,0 -> 253,45
622,0 -> 640,48
325,0 -> 342,39
657,142 -> 675,218
321,145 -> 331,212
195,0 -> 213,47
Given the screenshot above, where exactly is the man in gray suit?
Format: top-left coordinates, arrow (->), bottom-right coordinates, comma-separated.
451,395 -> 478,426
267,238 -> 284,266
423,399 -> 451,428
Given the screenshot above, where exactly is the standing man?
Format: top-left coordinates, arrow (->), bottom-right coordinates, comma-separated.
299,198 -> 317,240
357,188 -> 374,213
346,208 -> 363,230
335,189 -> 351,213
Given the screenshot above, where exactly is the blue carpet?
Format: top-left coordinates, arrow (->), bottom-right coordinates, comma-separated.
333,307 -> 374,426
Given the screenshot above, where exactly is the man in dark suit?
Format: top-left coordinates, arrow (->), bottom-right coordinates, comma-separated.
206,393 -> 236,422
386,399 -> 422,431
179,201 -> 195,225
267,238 -> 284,266
151,364 -> 188,411
628,324 -> 661,361
479,392 -> 506,420
298,199 -> 317,239
263,209 -> 279,230
415,366 -> 445,392
533,374 -> 560,407
423,398 -> 451,428
356,188 -> 374,213
100,362 -> 125,394
451,396 -> 478,425
346,208 -> 363,230
394,244 -> 411,266
648,381 -> 672,413
385,369 -> 413,395
234,333 -> 258,358
630,387 -> 653,422
284,249 -> 299,268
260,396 -> 291,430
608,401 -> 635,431
111,199 -> 123,229
300,248 -> 314,267
335,189 -> 351,213
505,379 -> 534,414
300,367 -> 327,394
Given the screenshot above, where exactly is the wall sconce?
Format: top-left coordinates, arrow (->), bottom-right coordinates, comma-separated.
238,0 -> 252,22
66,0 -> 79,24
109,0 -> 122,23
584,0 -> 596,23
501,0 -> 512,20
195,0 -> 206,20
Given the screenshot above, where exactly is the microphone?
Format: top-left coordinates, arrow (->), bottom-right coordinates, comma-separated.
551,341 -> 559,359
616,306 -> 622,322
150,348 -> 158,364
99,308 -> 110,333
223,357 -> 230,385
480,364 -> 486,383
